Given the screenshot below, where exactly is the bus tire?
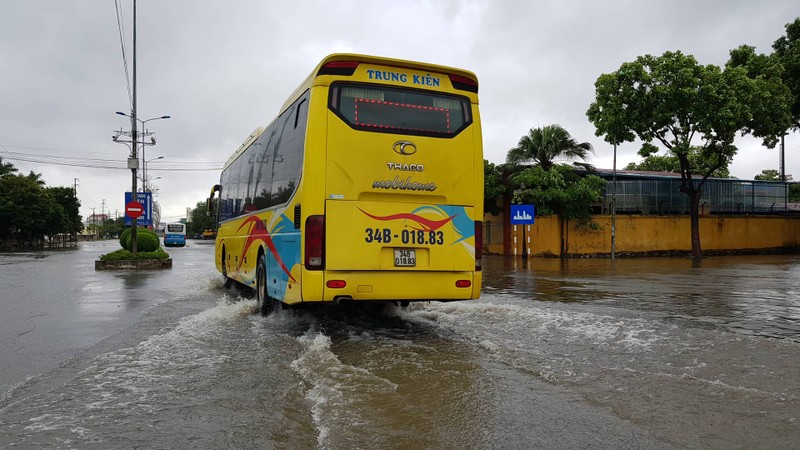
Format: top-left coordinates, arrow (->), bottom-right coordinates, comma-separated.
256,255 -> 274,315
221,247 -> 232,288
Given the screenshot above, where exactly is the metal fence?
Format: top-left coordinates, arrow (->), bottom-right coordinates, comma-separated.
600,178 -> 788,215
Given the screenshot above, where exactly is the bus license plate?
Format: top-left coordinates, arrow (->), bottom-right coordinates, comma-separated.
394,249 -> 416,267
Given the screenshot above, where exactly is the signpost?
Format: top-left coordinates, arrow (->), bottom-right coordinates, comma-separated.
510,205 -> 535,225
126,201 -> 144,219
510,204 -> 535,260
124,192 -> 153,226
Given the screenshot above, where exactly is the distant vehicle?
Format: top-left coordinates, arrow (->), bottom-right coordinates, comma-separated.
193,233 -> 203,240
202,229 -> 216,240
207,53 -> 483,314
164,223 -> 186,247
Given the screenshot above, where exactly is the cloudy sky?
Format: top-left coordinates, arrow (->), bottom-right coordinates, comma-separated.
1,0 -> 798,223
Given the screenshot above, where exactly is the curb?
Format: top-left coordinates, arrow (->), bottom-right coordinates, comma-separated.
95,258 -> 173,270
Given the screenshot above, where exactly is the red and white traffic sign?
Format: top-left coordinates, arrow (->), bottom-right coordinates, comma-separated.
125,201 -> 144,219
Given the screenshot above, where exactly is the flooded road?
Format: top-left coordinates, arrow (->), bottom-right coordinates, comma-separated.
0,242 -> 798,449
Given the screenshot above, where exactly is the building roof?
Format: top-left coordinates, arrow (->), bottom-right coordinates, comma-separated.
583,167 -> 792,183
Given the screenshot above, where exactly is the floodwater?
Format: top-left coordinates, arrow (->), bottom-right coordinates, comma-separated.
0,242 -> 798,449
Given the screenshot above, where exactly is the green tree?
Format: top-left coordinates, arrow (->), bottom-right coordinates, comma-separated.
727,19 -> 799,181
506,124 -> 593,171
0,174 -> 48,245
0,159 -> 82,246
0,156 -> 17,177
625,144 -> 731,178
102,217 -> 125,239
46,186 -> 83,236
511,164 -> 606,223
754,169 -> 780,181
484,160 -> 506,215
726,45 -> 793,148
790,184 -> 800,202
25,171 -> 45,186
773,17 -> 800,131
587,50 -> 791,258
188,201 -> 217,235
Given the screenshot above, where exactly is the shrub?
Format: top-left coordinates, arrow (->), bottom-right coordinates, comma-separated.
119,227 -> 160,252
120,227 -> 132,250
137,229 -> 160,252
99,247 -> 170,261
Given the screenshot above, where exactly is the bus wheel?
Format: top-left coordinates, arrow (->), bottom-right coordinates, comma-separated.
221,248 -> 232,288
256,256 -> 274,315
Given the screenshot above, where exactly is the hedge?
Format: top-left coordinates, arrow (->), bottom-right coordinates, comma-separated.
119,227 -> 160,252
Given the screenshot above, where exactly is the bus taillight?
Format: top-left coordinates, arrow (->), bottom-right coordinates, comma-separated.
449,74 -> 478,93
475,221 -> 482,271
305,215 -> 325,270
318,61 -> 359,76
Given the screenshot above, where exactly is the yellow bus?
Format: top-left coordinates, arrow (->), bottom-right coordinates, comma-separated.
208,54 -> 483,314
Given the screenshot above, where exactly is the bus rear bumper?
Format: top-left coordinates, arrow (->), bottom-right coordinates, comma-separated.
310,270 -> 481,303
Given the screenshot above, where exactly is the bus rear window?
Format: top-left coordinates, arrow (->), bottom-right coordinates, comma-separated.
329,83 -> 471,137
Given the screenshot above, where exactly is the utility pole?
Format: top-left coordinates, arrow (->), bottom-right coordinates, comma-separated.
91,207 -> 97,240
100,199 -> 107,239
111,0 -> 168,251
129,0 -> 139,253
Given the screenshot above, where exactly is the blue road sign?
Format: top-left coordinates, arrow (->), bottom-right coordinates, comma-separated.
510,204 -> 535,225
124,192 -> 153,226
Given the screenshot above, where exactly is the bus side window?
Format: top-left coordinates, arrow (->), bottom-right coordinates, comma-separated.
294,98 -> 307,129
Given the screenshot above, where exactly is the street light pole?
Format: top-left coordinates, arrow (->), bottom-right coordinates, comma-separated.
780,134 -> 786,182
116,113 -> 169,188
610,74 -> 626,261
612,142 -> 617,260
113,115 -> 167,242
143,157 -> 163,191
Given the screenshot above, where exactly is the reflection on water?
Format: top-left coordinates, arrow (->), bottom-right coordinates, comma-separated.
482,254 -> 800,342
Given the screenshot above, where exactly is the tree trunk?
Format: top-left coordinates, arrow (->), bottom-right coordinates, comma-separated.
503,193 -> 514,255
689,190 -> 703,259
502,172 -> 513,255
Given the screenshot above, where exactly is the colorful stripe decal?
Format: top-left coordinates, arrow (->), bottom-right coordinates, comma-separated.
356,207 -> 457,231
236,215 -> 297,283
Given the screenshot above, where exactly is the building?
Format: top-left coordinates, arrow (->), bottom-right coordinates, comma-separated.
588,169 -> 794,216
484,168 -> 800,257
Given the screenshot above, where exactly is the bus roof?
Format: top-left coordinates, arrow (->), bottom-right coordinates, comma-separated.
281,53 -> 480,112
223,54 -> 480,172
222,127 -> 266,170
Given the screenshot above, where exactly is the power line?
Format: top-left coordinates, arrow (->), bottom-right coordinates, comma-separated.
114,0 -> 132,108
1,156 -> 222,171
1,144 -> 225,164
0,150 -> 224,171
1,150 -> 122,164
0,140 -> 34,174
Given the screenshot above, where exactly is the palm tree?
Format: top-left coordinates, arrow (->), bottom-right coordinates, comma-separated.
25,170 -> 46,186
507,124 -> 593,171
0,156 -> 17,177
